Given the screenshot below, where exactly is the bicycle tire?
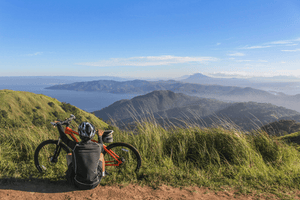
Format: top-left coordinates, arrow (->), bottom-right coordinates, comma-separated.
34,140 -> 70,174
103,142 -> 142,174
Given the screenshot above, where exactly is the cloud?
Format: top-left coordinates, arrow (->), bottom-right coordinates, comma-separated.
228,52 -> 245,56
76,55 -> 218,67
266,38 -> 300,46
281,49 -> 300,52
240,38 -> 300,50
258,60 -> 268,63
209,70 -> 287,78
285,43 -> 298,46
235,59 -> 268,63
209,71 -> 265,78
26,52 -> 43,56
216,43 -> 221,46
267,40 -> 293,45
235,60 -> 252,62
240,45 -> 271,49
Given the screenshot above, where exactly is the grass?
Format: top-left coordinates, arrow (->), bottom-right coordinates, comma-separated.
2,118 -> 300,198
99,119 -> 300,199
0,89 -> 108,179
1,90 -> 300,198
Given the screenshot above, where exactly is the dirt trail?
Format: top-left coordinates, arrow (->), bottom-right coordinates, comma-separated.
0,180 -> 295,200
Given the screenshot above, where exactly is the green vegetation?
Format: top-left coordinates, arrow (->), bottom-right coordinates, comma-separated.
1,90 -> 300,198
0,90 -> 108,178
104,122 -> 300,197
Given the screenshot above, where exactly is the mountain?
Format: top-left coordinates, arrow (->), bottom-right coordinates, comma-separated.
0,89 -> 108,129
93,90 -> 231,121
46,78 -> 300,112
183,73 -> 300,96
260,120 -> 300,136
249,75 -> 300,82
182,73 -> 252,86
46,79 -> 271,97
202,102 -> 300,131
93,90 -> 300,131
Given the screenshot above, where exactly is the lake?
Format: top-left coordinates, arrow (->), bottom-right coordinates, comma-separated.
0,84 -> 138,112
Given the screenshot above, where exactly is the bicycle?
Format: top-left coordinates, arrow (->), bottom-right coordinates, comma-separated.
34,114 -> 142,176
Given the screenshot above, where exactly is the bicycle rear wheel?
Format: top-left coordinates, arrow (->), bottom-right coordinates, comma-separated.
103,142 -> 141,174
34,140 -> 70,175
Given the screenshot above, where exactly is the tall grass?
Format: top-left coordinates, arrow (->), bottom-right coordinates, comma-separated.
0,125 -> 58,178
1,117 -> 300,197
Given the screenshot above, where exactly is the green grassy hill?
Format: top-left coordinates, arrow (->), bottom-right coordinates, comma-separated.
0,89 -> 108,178
0,89 -> 108,129
2,90 -> 300,198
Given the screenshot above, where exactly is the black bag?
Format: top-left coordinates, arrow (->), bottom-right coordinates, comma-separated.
65,163 -> 75,185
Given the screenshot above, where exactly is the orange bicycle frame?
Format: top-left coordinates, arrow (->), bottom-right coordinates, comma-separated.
64,127 -> 122,166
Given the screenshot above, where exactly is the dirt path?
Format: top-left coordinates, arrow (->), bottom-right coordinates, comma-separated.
0,180 -> 296,200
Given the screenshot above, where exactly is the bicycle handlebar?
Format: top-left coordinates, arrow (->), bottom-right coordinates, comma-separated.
51,114 -> 76,126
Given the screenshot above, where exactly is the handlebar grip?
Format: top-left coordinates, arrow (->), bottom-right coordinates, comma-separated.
69,114 -> 76,120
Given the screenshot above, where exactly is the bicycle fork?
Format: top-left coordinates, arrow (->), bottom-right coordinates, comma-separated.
49,138 -> 63,163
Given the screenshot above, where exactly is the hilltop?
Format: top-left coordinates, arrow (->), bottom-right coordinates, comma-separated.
0,89 -> 108,129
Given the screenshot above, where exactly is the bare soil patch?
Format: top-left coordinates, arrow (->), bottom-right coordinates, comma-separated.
0,179 -> 297,200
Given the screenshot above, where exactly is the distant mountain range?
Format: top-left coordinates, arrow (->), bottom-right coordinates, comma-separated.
93,90 -> 231,121
181,73 -> 252,86
181,73 -> 300,95
182,73 -> 300,84
46,77 -> 300,112
93,90 -> 300,131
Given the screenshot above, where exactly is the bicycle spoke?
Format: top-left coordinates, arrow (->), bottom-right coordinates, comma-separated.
35,140 -> 69,175
104,142 -> 141,175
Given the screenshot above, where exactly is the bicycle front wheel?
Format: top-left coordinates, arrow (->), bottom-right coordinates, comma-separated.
34,140 -> 70,175
104,142 -> 142,174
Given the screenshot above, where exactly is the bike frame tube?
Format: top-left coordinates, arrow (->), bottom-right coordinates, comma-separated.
103,146 -> 123,166
64,126 -> 122,166
65,127 -> 80,142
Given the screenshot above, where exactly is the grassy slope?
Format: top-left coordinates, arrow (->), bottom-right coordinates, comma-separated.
0,90 -> 108,178
0,89 -> 107,129
1,90 -> 300,198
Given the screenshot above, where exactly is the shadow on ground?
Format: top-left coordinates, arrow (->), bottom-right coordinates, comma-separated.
0,178 -> 76,193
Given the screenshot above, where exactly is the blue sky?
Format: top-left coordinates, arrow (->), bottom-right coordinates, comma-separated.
1,0 -> 300,78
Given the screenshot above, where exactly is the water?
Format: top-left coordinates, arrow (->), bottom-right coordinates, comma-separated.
0,85 -> 138,112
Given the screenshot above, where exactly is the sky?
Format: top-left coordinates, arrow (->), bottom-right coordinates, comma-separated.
0,0 -> 300,79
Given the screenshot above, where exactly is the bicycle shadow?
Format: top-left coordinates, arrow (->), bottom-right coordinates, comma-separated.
0,178 -> 77,193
